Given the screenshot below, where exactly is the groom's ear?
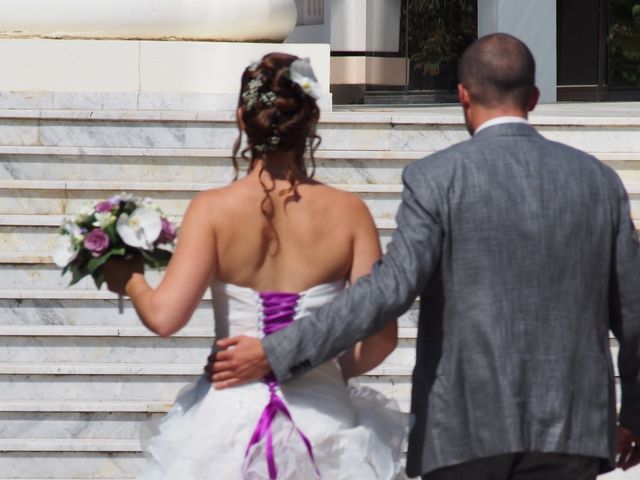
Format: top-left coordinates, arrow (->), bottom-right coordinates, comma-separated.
527,86 -> 540,112
457,84 -> 471,109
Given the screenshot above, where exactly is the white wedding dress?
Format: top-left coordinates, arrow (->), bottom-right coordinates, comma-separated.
138,280 -> 409,480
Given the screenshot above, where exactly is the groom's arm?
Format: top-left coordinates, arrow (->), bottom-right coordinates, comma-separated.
263,163 -> 445,382
609,173 -> 640,437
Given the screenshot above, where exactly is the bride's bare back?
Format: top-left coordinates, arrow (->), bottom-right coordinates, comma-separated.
211,169 -> 378,292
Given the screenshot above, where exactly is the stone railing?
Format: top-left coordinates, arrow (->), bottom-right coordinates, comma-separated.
0,0 -> 298,42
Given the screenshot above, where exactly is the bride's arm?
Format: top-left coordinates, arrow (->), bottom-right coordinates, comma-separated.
338,200 -> 398,380
105,192 -> 217,337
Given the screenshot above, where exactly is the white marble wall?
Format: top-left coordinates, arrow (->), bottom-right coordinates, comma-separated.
0,40 -> 332,109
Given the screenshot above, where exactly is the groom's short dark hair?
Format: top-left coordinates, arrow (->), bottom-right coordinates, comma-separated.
458,33 -> 536,109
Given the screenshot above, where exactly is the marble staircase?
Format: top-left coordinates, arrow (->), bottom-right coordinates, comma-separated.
1,102 -> 639,479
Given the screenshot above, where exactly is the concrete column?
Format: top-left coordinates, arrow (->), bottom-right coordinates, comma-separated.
0,0 -> 298,42
286,0 -> 332,43
478,0 -> 557,103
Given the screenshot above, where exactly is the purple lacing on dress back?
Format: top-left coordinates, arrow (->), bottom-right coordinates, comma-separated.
242,291 -> 320,480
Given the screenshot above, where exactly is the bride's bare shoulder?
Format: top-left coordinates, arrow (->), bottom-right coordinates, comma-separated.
182,183 -> 244,220
191,180 -> 249,204
309,183 -> 373,219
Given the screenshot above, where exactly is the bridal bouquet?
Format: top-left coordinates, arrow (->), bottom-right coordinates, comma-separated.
51,193 -> 176,301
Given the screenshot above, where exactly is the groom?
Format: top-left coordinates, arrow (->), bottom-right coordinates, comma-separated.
210,34 -> 640,479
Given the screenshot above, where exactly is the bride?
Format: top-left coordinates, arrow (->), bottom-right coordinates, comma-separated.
105,52 -> 408,479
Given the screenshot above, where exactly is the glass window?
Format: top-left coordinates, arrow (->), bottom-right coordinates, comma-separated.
363,0 -> 477,102
406,0 -> 478,92
608,0 -> 640,88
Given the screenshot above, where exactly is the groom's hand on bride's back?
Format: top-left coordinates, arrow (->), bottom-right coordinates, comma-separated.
205,335 -> 272,389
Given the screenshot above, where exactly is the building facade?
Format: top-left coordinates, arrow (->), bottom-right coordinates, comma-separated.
291,0 -> 640,104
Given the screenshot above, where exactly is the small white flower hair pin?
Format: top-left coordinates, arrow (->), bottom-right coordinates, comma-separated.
289,58 -> 321,100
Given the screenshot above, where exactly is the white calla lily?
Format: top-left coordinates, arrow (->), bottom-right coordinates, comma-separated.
116,207 -> 162,250
290,58 -> 321,100
51,234 -> 79,267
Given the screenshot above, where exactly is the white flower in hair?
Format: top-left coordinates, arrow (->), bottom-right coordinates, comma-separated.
289,58 -> 321,100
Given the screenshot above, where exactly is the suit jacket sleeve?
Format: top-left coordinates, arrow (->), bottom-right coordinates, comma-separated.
609,174 -> 640,436
262,163 -> 445,382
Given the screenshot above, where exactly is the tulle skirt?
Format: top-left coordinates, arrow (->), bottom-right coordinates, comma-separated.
138,360 -> 409,479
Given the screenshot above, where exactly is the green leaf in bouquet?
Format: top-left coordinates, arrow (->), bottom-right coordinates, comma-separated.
86,247 -> 126,274
105,222 -> 118,243
139,249 -> 160,268
80,216 -> 96,229
92,269 -> 105,290
68,262 -> 90,286
139,248 -> 172,269
151,248 -> 173,267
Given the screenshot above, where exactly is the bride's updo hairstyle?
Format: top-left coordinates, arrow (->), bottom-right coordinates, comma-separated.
232,53 -> 321,183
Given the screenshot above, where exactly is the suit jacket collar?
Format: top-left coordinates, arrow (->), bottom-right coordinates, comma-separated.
472,122 -> 539,139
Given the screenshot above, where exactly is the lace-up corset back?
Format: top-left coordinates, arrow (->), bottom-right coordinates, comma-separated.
210,280 -> 346,339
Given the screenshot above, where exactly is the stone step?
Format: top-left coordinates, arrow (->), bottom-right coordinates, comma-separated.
0,456 -> 636,480
0,335 -> 416,366
0,451 -> 144,479
0,343 -> 621,377
0,109 -> 469,153
0,414 -> 163,442
0,362 -> 412,377
0,374 -> 412,404
0,188 -> 401,223
6,248 -> 441,267
3,218 -> 640,257
0,439 -> 140,452
0,145 -> 638,188
0,222 -> 396,253
1,109 -> 639,155
0,400 -> 173,413
0,189 -> 401,220
2,405 -> 416,441
0,180 -> 637,221
0,283 -> 620,338
1,176 -> 639,196
0,179 -> 406,193
1,145 -> 639,161
0,398 -> 410,415
0,144 -> 428,160
0,293 -> 419,331
0,148 -> 412,186
0,214 -> 397,229
0,324 -> 419,339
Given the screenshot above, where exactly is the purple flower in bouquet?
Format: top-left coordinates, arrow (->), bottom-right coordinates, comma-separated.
95,200 -> 115,213
84,228 -> 110,257
157,217 -> 177,244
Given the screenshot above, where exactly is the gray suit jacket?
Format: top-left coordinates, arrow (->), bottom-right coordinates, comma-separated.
262,123 -> 640,477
